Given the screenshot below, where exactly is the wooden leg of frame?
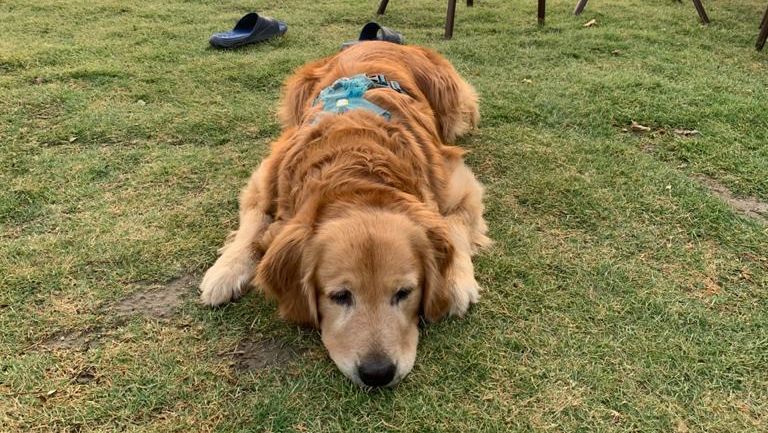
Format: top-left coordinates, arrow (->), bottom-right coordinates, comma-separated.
377,0 -> 389,15
691,0 -> 710,24
757,3 -> 768,50
574,0 -> 589,16
445,0 -> 457,39
538,0 -> 546,25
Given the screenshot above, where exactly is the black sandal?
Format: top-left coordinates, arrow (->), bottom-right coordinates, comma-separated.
341,22 -> 404,50
209,12 -> 287,49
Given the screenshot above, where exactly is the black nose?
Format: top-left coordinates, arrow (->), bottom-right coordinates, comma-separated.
357,355 -> 396,387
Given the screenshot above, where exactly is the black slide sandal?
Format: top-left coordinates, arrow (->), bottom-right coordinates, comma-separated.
209,12 -> 287,49
341,22 -> 404,50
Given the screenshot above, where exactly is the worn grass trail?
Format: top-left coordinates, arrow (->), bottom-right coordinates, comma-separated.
2,0 -> 767,431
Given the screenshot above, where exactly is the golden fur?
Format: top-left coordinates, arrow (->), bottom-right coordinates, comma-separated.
200,42 -> 490,386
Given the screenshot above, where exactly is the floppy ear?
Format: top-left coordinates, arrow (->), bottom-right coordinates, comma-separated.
417,218 -> 456,323
409,47 -> 479,143
277,57 -> 331,128
256,222 -> 318,327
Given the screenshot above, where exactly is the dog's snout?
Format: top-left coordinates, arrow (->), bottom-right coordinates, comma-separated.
357,355 -> 397,387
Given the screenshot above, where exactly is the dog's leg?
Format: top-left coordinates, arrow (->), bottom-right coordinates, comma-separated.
445,214 -> 479,316
442,161 -> 491,316
200,162 -> 273,306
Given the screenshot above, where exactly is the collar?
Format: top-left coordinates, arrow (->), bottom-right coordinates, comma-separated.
312,74 -> 405,121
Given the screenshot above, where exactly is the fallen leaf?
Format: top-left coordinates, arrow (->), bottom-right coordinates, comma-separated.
737,402 -> 751,413
630,121 -> 651,132
703,277 -> 721,296
37,389 -> 57,402
740,267 -> 753,281
68,137 -> 77,143
610,410 -> 621,424
583,19 -> 597,27
673,128 -> 699,137
33,77 -> 45,84
522,78 -> 533,84
136,99 -> 146,106
611,49 -> 621,56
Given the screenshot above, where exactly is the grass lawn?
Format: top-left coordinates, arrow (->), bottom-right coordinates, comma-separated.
2,0 -> 768,431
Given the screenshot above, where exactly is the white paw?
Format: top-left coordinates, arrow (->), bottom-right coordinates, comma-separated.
199,254 -> 254,307
448,273 -> 481,317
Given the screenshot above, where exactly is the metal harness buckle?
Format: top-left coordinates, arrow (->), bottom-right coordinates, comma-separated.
367,74 -> 405,94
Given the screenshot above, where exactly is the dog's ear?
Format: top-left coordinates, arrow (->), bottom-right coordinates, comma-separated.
409,47 -> 479,143
277,57 -> 331,128
416,216 -> 455,323
257,222 -> 318,327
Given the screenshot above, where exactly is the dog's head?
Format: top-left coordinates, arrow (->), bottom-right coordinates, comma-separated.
257,207 -> 454,387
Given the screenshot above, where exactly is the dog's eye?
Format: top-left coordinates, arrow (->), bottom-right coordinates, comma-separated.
329,289 -> 353,306
392,288 -> 413,305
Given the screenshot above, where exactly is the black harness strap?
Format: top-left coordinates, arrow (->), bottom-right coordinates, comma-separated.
366,74 -> 405,95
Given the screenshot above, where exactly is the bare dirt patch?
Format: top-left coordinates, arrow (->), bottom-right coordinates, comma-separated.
40,276 -> 196,352
697,176 -> 768,225
43,328 -> 101,351
223,338 -> 305,372
112,274 -> 197,319
72,366 -> 97,385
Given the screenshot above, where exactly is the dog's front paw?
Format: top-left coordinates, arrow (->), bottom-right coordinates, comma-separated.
199,254 -> 254,307
448,273 -> 480,317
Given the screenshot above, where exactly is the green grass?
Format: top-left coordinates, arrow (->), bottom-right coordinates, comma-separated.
2,0 -> 768,431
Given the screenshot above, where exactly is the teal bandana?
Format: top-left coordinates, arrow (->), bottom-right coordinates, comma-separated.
312,74 -> 403,121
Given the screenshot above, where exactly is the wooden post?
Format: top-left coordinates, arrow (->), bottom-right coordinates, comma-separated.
445,0 -> 457,39
574,0 -> 589,15
377,0 -> 389,15
757,2 -> 768,50
761,2 -> 768,29
691,0 -> 710,24
467,0 -> 474,6
538,0 -> 546,25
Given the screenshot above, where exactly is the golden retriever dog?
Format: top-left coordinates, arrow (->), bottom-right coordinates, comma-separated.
200,41 -> 490,388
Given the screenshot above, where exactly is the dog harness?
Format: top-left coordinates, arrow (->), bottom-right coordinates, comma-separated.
312,74 -> 405,121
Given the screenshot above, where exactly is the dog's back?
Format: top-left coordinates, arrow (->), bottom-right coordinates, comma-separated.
278,42 -> 479,144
